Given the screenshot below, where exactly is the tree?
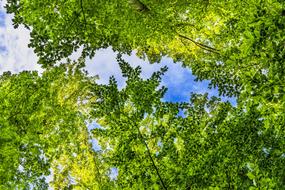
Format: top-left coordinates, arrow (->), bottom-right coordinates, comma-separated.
2,0 -> 285,189
0,60 -> 110,189
89,57 -> 285,189
0,56 -> 284,188
5,0 -> 216,64
5,0 -> 285,97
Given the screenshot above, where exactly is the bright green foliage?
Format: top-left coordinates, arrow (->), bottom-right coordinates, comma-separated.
2,0 -> 285,189
90,58 -> 285,189
0,61 -> 109,189
0,57 -> 285,188
5,0 -> 285,97
5,0 -> 211,64
4,0 -> 222,74
0,71 -> 50,189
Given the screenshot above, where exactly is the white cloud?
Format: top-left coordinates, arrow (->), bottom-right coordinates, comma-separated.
85,48 -> 169,88
0,2 -> 42,74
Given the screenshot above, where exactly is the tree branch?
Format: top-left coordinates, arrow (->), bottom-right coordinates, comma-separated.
135,124 -> 168,190
79,0 -> 87,29
177,32 -> 220,54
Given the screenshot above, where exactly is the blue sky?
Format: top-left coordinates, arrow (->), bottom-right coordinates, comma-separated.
84,46 -> 235,104
0,3 -> 235,105
0,11 -> 5,27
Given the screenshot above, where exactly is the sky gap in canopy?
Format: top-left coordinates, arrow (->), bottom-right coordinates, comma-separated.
0,4 -> 235,105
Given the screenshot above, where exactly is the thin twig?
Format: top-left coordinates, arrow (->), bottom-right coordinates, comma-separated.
79,0 -> 87,29
135,125 -> 168,190
62,13 -> 79,39
177,33 -> 220,54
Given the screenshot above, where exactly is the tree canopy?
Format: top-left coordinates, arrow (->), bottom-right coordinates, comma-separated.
1,0 -> 285,189
5,0 -> 285,96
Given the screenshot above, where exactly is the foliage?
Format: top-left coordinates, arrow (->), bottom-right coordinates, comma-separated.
5,0 -> 212,64
5,0 -> 285,97
90,58 -> 285,189
0,60 -> 110,189
1,0 -> 285,189
0,57 -> 285,188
